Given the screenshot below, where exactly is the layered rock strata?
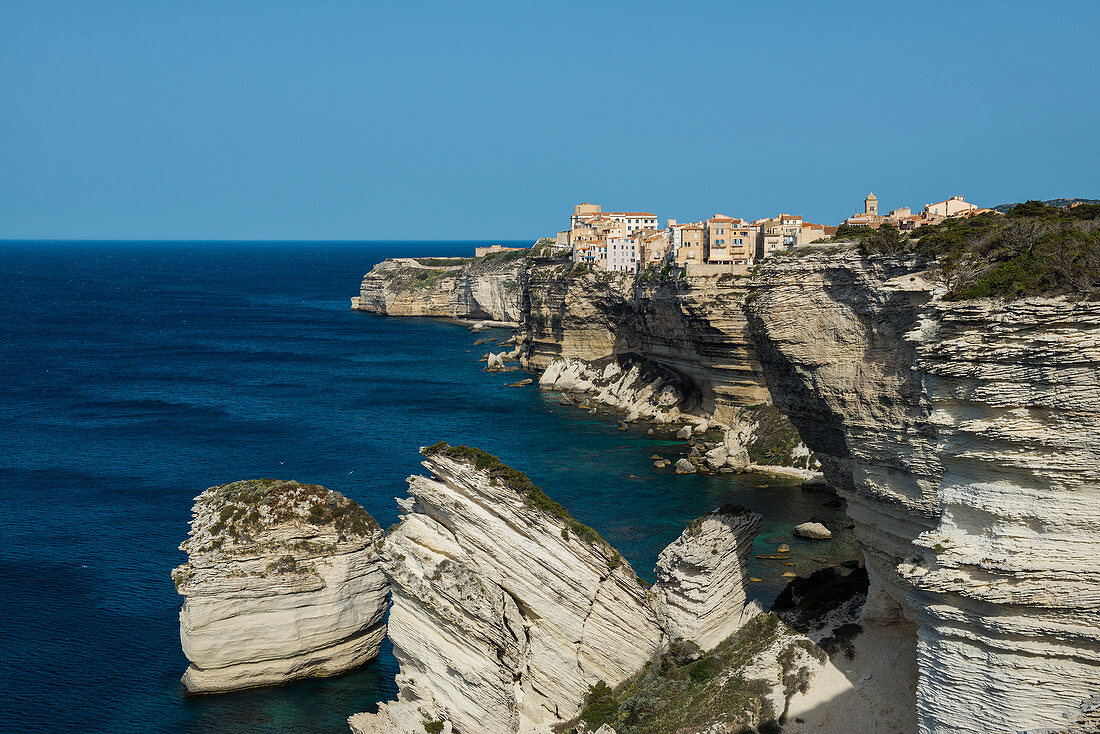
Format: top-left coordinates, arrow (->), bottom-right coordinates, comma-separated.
350,445 -> 662,734
173,480 -> 387,693
524,268 -> 771,422
900,297 -> 1100,734
352,255 -> 526,322
354,258 -> 773,421
748,250 -> 1100,733
746,251 -> 941,623
650,504 -> 763,651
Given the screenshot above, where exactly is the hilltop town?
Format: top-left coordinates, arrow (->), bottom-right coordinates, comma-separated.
483,193 -> 999,275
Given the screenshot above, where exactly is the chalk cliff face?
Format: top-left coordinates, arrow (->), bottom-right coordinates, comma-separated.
747,250 -> 1100,733
745,252 -> 941,623
352,246 -> 1100,732
902,297 -> 1100,734
524,268 -> 771,422
353,256 -> 525,322
173,480 -> 387,693
351,445 -> 662,734
650,504 -> 763,652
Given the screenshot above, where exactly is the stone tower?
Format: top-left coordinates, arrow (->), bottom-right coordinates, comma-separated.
865,192 -> 878,216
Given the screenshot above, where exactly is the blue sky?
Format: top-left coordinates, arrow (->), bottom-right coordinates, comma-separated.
2,1 -> 1098,240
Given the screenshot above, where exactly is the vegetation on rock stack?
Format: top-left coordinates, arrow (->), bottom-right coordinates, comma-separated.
203,479 -> 379,542
840,202 -> 1100,300
422,442 -> 611,551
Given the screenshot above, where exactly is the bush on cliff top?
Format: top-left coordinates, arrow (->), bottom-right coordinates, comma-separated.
573,613 -> 784,733
422,442 -> 610,550
838,203 -> 1100,300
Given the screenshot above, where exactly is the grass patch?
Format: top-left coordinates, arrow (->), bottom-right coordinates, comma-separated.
415,257 -> 472,267
201,479 -> 378,543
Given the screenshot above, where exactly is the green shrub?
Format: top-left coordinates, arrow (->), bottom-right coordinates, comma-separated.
580,680 -> 618,729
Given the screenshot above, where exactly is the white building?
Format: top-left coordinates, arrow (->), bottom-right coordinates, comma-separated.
604,211 -> 659,234
570,203 -> 658,234
606,236 -> 640,273
924,195 -> 978,218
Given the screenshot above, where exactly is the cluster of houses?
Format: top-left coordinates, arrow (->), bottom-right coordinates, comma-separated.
552,203 -> 836,274
539,193 -> 990,274
843,192 -> 996,231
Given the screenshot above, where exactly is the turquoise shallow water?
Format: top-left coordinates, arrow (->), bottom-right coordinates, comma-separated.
0,241 -> 855,733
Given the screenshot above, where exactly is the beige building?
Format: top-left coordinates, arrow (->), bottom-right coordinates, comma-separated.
704,214 -> 753,264
796,222 -> 831,245
754,214 -> 804,258
864,192 -> 878,216
640,229 -> 671,267
672,223 -> 705,264
570,203 -> 603,229
924,195 -> 978,218
570,203 -> 657,234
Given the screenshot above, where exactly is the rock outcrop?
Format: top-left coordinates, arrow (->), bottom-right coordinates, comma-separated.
351,444 -> 661,734
173,480 -> 387,693
793,522 -> 832,540
650,504 -> 763,651
353,255 -> 526,322
747,249 -> 1100,733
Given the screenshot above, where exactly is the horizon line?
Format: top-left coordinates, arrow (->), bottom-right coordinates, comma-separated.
0,237 -> 538,244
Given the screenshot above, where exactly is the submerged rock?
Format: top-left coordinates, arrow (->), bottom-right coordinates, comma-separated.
351,444 -> 661,734
173,480 -> 387,694
650,504 -> 763,651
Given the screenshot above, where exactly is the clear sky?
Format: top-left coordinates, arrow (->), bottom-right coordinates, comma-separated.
2,1 -> 1098,241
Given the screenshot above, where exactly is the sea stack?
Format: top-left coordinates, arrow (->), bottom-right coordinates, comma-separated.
650,504 -> 763,651
173,479 -> 388,693
350,443 -> 662,734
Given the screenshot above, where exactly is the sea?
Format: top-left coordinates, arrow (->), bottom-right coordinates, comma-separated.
0,241 -> 856,733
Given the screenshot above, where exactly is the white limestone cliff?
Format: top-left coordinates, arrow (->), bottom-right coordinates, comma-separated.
353,256 -> 525,322
173,479 -> 388,693
650,504 -> 763,651
350,445 -> 662,734
747,250 -> 1100,733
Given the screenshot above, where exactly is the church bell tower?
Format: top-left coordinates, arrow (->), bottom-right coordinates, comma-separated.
864,192 -> 878,216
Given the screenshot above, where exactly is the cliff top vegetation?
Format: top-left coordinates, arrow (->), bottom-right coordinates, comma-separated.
838,201 -> 1100,300
421,442 -> 620,558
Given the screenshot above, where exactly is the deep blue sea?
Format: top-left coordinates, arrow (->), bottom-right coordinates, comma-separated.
0,241 -> 855,733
